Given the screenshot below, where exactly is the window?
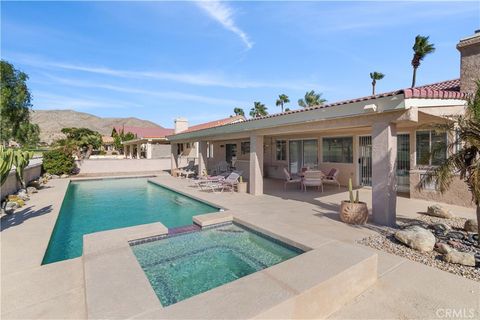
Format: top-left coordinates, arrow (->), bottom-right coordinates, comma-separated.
322,137 -> 353,163
241,141 -> 250,155
416,131 -> 447,166
275,140 -> 287,161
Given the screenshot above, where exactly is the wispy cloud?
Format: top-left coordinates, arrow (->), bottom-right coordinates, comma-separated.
33,92 -> 141,111
10,53 -> 325,91
195,0 -> 253,50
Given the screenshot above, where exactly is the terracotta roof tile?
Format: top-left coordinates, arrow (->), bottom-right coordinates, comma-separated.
113,126 -> 174,138
182,115 -> 246,133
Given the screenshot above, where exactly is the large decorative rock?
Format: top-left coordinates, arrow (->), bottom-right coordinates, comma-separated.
26,186 -> 38,195
435,242 -> 452,254
464,219 -> 478,233
60,174 -> 69,179
51,174 -> 59,179
426,205 -> 453,219
4,201 -> 18,215
28,180 -> 42,189
394,226 -> 436,252
16,190 -> 29,201
444,251 -> 476,267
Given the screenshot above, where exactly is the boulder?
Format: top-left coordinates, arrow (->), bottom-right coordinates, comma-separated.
26,186 -> 38,195
444,251 -> 476,267
464,219 -> 478,233
435,242 -> 452,254
28,180 -> 42,189
16,190 -> 29,201
394,226 -> 436,252
426,205 -> 453,219
60,174 -> 69,179
51,174 -> 59,179
4,201 -> 18,215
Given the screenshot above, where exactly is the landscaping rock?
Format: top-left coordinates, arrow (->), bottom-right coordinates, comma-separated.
464,219 -> 478,233
28,180 -> 42,189
16,190 -> 29,201
426,205 -> 453,219
60,174 -> 69,179
435,242 -> 452,254
51,174 -> 59,179
444,250 -> 476,267
4,201 -> 18,215
26,186 -> 38,195
394,226 -> 436,252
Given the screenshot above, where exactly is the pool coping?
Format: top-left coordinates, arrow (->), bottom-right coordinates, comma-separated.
83,212 -> 378,319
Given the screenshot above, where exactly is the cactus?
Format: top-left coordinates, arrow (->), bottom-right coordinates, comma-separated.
13,150 -> 34,188
348,178 -> 360,203
0,146 -> 14,186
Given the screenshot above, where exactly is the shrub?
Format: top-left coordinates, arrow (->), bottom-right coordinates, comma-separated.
42,149 -> 75,175
98,150 -> 107,155
112,151 -> 118,155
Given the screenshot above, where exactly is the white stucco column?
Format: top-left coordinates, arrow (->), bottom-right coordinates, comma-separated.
136,144 -> 141,159
124,145 -> 128,158
249,135 -> 264,195
146,142 -> 152,159
372,122 -> 397,226
198,141 -> 208,177
128,145 -> 133,159
170,143 -> 178,175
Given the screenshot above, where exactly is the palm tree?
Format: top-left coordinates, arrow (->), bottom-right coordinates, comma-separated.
370,72 -> 385,95
275,94 -> 290,113
298,90 -> 326,108
411,35 -> 435,87
421,81 -> 480,235
233,107 -> 245,116
249,101 -> 268,118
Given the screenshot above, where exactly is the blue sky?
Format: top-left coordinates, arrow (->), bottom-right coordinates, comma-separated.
2,1 -> 479,128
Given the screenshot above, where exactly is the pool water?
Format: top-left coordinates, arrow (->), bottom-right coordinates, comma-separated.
42,178 -> 218,264
131,223 -> 302,307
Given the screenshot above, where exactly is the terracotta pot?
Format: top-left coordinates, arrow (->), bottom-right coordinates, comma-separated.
339,200 -> 368,225
237,182 -> 247,193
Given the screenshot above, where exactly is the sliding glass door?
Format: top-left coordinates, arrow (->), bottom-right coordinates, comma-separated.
289,140 -> 318,174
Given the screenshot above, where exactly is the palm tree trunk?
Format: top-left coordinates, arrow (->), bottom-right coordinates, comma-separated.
411,67 -> 418,87
281,103 -> 284,113
372,83 -> 376,95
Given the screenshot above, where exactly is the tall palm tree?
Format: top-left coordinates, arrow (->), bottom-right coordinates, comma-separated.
422,81 -> 480,235
233,107 -> 245,116
370,72 -> 385,95
249,101 -> 268,118
298,90 -> 326,108
275,94 -> 290,113
411,35 -> 435,87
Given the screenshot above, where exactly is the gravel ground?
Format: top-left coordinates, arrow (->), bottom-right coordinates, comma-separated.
358,214 -> 480,282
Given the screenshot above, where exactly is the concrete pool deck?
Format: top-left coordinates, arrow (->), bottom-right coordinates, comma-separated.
1,174 -> 479,319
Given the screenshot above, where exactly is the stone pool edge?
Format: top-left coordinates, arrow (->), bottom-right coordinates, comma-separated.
83,212 -> 378,319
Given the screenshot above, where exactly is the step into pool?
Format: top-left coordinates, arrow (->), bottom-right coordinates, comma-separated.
42,178 -> 219,264
131,223 -> 303,307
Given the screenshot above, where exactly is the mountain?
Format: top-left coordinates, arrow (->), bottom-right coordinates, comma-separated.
30,109 -> 164,144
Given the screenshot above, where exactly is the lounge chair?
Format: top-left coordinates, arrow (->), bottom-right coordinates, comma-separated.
283,168 -> 302,191
200,172 -> 240,193
322,168 -> 341,189
302,170 -> 324,192
178,161 -> 196,178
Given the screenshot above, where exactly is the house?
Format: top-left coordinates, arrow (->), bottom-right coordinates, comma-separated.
167,30 -> 479,227
115,126 -> 174,159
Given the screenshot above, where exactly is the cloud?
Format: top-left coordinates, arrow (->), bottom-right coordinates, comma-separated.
32,92 -> 141,110
10,53 -> 325,90
195,0 -> 253,49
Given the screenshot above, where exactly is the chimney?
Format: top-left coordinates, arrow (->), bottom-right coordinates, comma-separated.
174,117 -> 189,134
457,30 -> 480,95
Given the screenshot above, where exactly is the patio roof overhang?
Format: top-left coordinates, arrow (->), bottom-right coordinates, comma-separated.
167,94 -> 466,143
122,137 -> 168,145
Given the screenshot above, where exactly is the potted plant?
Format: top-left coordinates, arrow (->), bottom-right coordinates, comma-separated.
339,178 -> 368,224
237,176 -> 247,193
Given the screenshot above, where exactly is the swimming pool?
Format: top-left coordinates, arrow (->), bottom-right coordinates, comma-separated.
42,178 -> 219,264
131,223 -> 303,307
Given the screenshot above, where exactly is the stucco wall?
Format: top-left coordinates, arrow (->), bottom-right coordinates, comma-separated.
409,171 -> 474,208
1,164 -> 42,199
76,159 -> 171,176
151,144 -> 171,158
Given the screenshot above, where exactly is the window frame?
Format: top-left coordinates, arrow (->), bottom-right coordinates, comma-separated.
415,130 -> 447,167
322,136 -> 354,163
275,140 -> 287,161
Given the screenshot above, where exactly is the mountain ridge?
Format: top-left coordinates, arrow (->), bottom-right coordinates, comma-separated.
30,109 -> 165,144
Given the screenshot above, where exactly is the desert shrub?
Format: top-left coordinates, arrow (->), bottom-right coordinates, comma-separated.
98,150 -> 107,155
112,151 -> 118,155
42,149 -> 76,175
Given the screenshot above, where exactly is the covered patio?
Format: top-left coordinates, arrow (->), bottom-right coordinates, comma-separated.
168,89 -> 467,227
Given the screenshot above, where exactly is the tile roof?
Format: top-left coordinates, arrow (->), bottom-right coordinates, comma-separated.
169,79 -> 466,137
112,126 -> 174,138
182,115 -> 246,133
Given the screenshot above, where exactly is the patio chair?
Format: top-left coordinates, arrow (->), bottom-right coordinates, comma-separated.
178,161 -> 196,178
219,172 -> 241,192
192,175 -> 224,189
212,161 -> 230,175
200,172 -> 240,193
302,170 -> 324,192
322,168 -> 341,189
283,168 -> 302,191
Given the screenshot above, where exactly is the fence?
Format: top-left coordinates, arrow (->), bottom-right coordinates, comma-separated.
1,163 -> 43,199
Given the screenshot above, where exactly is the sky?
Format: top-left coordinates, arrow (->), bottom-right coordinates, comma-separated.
2,1 -> 479,128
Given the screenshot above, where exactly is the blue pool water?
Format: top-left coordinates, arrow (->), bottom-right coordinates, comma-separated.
131,223 -> 302,307
42,178 -> 218,264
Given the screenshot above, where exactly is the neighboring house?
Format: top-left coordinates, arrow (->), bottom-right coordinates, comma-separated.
167,31 -> 479,226
115,126 -> 174,159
